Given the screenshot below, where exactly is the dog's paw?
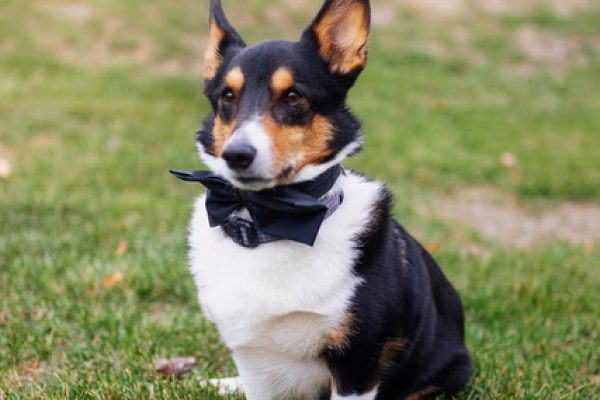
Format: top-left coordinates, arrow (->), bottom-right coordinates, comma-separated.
200,377 -> 243,396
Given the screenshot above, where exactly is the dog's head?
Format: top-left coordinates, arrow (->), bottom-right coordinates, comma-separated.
197,0 -> 370,190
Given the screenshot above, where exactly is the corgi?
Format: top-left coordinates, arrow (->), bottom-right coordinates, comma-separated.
173,1 -> 473,398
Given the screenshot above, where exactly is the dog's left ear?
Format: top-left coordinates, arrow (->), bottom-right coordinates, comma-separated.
204,0 -> 246,80
302,0 -> 370,75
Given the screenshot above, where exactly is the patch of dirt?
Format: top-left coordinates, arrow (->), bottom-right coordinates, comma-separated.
0,143 -> 11,157
513,26 -> 591,75
477,0 -> 594,16
160,34 -> 206,76
31,4 -> 156,68
476,0 -> 546,15
434,187 -> 600,248
372,4 -> 397,27
376,0 -> 596,20
45,1 -> 95,23
395,0 -> 468,19
282,0 -> 314,13
265,5 -> 294,31
515,26 -> 583,62
32,4 -> 205,76
29,132 -> 62,151
0,37 -> 16,54
390,0 -> 596,22
551,0 -> 594,17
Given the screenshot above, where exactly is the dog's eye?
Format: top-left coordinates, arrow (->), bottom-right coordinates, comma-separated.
221,89 -> 235,103
284,90 -> 303,106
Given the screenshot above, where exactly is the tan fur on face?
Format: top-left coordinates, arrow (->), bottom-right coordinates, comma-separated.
212,116 -> 235,157
271,67 -> 295,93
263,114 -> 333,182
313,0 -> 369,73
211,68 -> 243,156
204,17 -> 225,79
225,67 -> 245,92
323,313 -> 354,350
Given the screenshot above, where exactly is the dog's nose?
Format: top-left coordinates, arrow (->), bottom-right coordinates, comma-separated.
222,143 -> 257,170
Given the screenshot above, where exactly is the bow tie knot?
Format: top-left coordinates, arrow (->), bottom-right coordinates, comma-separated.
170,165 -> 343,246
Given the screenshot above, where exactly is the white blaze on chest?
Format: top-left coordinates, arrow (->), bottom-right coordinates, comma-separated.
188,171 -> 381,355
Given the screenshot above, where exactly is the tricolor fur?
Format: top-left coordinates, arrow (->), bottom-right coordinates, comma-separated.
197,0 -> 367,190
185,0 -> 473,399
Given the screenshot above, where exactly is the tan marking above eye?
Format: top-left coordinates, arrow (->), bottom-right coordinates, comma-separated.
224,67 -> 245,93
204,17 -> 225,80
271,67 -> 295,93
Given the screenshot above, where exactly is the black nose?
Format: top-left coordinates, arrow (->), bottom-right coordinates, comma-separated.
222,143 -> 257,170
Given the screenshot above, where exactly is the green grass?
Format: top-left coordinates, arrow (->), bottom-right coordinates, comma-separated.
1,0 -> 599,398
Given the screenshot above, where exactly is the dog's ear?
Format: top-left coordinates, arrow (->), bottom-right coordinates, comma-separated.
204,0 -> 246,80
302,0 -> 370,75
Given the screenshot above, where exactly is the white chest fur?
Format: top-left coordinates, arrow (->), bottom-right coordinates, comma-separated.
187,172 -> 382,399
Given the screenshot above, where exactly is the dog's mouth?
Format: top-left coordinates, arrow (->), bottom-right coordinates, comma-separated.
236,175 -> 271,184
229,175 -> 276,191
229,166 -> 295,190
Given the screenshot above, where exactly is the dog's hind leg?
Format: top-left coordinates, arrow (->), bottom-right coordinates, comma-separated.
200,377 -> 243,396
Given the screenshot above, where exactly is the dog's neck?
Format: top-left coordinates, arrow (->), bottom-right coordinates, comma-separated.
231,164 -> 343,216
226,165 -> 346,248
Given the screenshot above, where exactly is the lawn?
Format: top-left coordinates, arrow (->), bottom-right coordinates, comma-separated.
1,0 -> 599,398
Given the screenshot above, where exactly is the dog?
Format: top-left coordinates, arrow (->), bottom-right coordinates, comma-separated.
172,0 -> 473,398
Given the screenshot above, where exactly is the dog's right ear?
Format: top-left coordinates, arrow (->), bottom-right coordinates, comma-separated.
204,0 -> 246,80
301,0 -> 371,76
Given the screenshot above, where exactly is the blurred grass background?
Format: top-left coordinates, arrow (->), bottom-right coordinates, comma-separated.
1,0 -> 599,398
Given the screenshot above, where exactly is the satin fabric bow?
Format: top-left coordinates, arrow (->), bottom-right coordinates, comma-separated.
169,165 -> 342,246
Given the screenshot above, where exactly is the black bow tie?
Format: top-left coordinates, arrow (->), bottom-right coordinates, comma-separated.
170,165 -> 342,246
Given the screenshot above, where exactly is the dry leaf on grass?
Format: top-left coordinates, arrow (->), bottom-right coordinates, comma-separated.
18,360 -> 45,378
100,271 -> 124,288
500,152 -> 518,168
425,242 -> 442,254
155,357 -> 196,378
433,98 -> 447,111
0,157 -> 13,179
115,239 -> 128,257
